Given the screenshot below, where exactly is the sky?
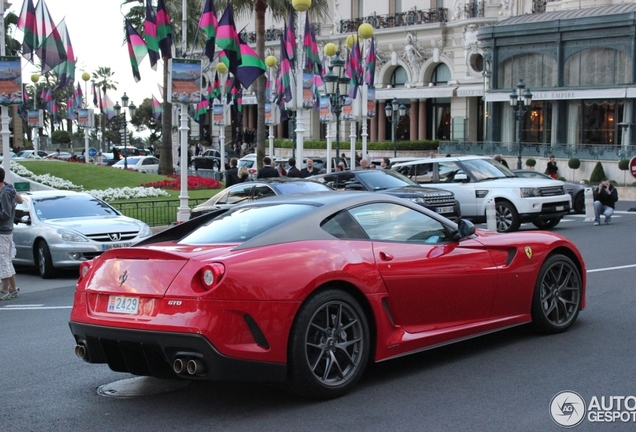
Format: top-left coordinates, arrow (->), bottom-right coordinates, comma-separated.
9,0 -> 159,110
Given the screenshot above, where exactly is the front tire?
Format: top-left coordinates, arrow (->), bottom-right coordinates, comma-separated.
287,289 -> 370,399
495,200 -> 520,233
36,240 -> 58,279
532,217 -> 562,230
531,254 -> 582,334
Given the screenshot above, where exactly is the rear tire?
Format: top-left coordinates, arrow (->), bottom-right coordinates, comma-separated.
287,289 -> 370,399
574,191 -> 585,214
531,254 -> 582,334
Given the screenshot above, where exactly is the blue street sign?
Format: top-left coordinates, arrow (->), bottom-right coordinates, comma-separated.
88,147 -> 98,158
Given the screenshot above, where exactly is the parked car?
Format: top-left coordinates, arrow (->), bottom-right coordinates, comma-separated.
112,156 -> 161,173
514,169 -> 587,214
392,156 -> 571,232
192,149 -> 239,171
12,191 -> 152,278
14,150 -> 51,160
190,177 -> 333,218
69,192 -> 586,399
309,168 -> 460,220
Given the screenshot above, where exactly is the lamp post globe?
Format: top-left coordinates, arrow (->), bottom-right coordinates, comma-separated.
30,73 -> 39,84
346,34 -> 358,49
358,23 -> 374,39
292,0 -> 311,12
509,79 -> 533,169
81,72 -> 91,82
216,62 -> 227,74
324,42 -> 337,57
265,55 -> 277,68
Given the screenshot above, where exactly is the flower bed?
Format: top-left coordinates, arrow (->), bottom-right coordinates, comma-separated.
141,174 -> 222,190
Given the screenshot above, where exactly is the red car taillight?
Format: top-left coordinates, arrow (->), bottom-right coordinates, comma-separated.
77,261 -> 93,289
200,263 -> 225,290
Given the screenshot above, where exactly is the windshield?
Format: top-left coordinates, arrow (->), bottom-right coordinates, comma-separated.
180,203 -> 314,244
33,195 -> 120,220
275,181 -> 331,194
115,157 -> 141,165
355,169 -> 418,190
462,158 -> 516,181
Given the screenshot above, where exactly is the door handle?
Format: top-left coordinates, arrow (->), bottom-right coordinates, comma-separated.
379,252 -> 394,261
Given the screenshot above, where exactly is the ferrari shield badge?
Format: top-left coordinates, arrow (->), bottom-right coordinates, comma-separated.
524,246 -> 532,260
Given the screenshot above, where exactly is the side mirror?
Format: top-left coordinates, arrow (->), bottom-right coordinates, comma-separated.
344,183 -> 365,191
454,173 -> 468,182
19,215 -> 31,225
457,219 -> 475,238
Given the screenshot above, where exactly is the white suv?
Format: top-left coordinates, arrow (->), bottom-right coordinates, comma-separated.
392,156 -> 571,232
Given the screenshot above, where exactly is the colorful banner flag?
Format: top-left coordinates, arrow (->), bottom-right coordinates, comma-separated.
210,72 -> 221,102
236,35 -> 266,89
151,95 -> 162,121
144,0 -> 159,70
156,0 -> 173,59
194,95 -> 209,125
125,19 -> 148,83
52,19 -> 75,90
215,5 -> 241,76
278,35 -> 293,104
365,37 -> 376,87
17,0 -> 37,63
198,0 -> 218,62
346,38 -> 363,99
91,80 -> 97,107
35,20 -> 67,73
284,6 -> 296,69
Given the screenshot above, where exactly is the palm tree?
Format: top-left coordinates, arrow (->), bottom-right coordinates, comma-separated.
215,0 -> 330,168
92,67 -> 119,150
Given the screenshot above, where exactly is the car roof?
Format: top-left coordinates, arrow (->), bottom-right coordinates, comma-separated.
391,155 -> 491,167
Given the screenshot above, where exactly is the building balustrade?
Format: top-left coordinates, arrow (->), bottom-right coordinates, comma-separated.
339,8 -> 448,33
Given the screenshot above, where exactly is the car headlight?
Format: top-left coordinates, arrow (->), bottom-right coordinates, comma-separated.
138,223 -> 153,238
520,187 -> 541,198
56,228 -> 89,242
409,197 -> 425,204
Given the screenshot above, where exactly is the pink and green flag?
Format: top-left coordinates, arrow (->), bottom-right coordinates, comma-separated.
236,35 -> 266,89
215,5 -> 241,76
144,0 -> 160,70
365,37 -> 376,87
156,0 -> 172,59
151,95 -> 162,121
198,0 -> 218,61
125,19 -> 148,83
17,0 -> 37,63
52,19 -> 75,90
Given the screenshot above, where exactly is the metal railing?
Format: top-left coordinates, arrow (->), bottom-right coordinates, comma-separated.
339,8 -> 448,33
110,198 -> 209,227
440,141 -> 636,161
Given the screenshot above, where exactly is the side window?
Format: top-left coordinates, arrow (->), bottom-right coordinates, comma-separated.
413,163 -> 434,183
437,162 -> 464,183
348,202 -> 451,244
224,186 -> 253,205
252,185 -> 276,200
321,211 -> 368,240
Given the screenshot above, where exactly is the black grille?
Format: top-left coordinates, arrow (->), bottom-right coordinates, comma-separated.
424,196 -> 456,206
539,186 -> 565,196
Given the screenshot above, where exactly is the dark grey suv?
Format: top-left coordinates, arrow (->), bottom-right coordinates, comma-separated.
310,169 -> 460,220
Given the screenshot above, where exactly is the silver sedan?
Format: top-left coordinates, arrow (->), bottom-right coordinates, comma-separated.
12,191 -> 153,278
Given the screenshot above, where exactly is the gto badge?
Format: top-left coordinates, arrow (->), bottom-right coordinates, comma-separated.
168,300 -> 182,306
524,246 -> 532,260
118,270 -> 128,286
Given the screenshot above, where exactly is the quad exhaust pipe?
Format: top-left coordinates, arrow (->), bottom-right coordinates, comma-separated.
172,355 -> 206,376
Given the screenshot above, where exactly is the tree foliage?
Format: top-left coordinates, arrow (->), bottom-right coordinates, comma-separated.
590,161 -> 607,184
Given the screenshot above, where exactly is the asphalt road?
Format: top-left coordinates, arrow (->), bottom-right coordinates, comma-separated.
1,203 -> 636,431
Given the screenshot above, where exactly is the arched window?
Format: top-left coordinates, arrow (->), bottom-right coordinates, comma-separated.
390,66 -> 408,88
497,53 -> 557,89
565,48 -> 631,86
432,63 -> 451,85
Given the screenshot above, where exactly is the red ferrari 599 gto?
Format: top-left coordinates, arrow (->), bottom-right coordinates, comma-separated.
69,192 -> 586,399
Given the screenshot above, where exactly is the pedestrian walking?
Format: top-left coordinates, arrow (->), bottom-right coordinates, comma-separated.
0,168 -> 22,300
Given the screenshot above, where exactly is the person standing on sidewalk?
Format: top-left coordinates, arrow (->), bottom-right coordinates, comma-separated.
0,167 -> 22,300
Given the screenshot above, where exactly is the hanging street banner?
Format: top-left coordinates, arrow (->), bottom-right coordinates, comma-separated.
0,57 -> 23,106
171,58 -> 202,104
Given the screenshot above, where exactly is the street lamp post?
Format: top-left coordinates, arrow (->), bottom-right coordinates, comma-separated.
384,98 -> 406,158
81,72 -> 91,163
509,79 -> 533,170
113,92 -> 136,170
31,73 -> 40,155
323,45 -> 348,167
215,61 -> 227,174
265,55 -> 277,157
292,0 -> 311,171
